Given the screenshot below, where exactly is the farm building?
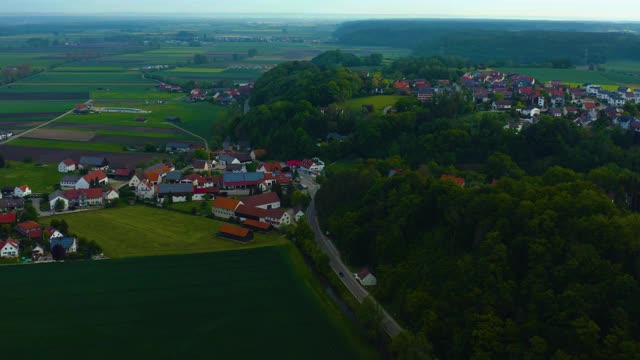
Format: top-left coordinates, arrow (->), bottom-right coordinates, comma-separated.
218,223 -> 253,243
16,221 -> 43,239
76,170 -> 109,189
79,156 -> 109,171
222,172 -> 264,189
242,219 -> 271,232
157,183 -> 194,203
240,192 -> 280,209
0,212 -> 17,225
49,190 -> 70,211
0,238 -> 19,258
212,196 -> 242,219
63,188 -> 104,208
58,159 -> 77,173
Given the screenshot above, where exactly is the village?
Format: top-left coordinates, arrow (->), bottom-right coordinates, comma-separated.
0,145 -> 330,265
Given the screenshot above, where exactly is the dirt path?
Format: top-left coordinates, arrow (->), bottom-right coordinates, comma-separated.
166,123 -> 209,152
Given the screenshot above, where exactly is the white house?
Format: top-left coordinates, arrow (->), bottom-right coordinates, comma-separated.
75,170 -> 108,190
0,238 -> 19,258
265,208 -> 291,228
129,174 -> 143,189
212,197 -> 242,219
48,191 -> 69,211
135,180 -> 156,199
294,209 -> 305,222
355,268 -> 377,286
103,189 -> 120,202
58,159 -> 77,173
13,185 -> 31,198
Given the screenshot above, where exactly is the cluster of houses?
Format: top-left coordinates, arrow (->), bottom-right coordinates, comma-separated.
0,220 -> 77,260
0,130 -> 14,140
384,78 -> 458,103
157,82 -> 253,105
458,70 -> 640,131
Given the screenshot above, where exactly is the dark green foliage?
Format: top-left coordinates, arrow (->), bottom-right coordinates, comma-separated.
316,160 -> 640,359
311,50 -> 383,67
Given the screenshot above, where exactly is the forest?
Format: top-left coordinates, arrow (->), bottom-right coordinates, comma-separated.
334,20 -> 640,65
230,52 -> 640,358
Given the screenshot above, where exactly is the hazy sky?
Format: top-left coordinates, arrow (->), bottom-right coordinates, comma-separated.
6,0 -> 640,21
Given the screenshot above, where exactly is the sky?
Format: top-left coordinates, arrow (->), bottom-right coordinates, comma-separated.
5,0 -> 640,21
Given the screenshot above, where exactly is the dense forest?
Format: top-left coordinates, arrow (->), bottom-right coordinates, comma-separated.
334,20 -> 640,65
233,52 -> 640,358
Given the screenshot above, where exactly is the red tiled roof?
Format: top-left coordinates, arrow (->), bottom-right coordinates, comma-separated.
243,219 -> 271,230
19,185 -> 29,192
0,238 -> 18,249
114,169 -> 131,177
62,159 -> 75,166
63,188 -> 103,200
259,162 -> 282,173
241,192 -> 280,208
183,173 -> 205,183
357,268 -> 371,279
219,223 -> 250,238
441,174 -> 465,187
265,208 -> 286,220
252,149 -> 266,158
194,187 -> 219,195
17,221 -> 41,230
212,196 -> 242,211
0,212 -> 17,224
286,160 -> 302,167
82,170 -> 107,183
235,204 -> 269,218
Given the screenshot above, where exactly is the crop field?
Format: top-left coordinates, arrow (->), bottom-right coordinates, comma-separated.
49,205 -> 287,258
0,161 -> 62,193
0,100 -> 77,125
496,67 -> 640,86
0,246 -> 373,359
7,138 -> 127,152
21,71 -> 154,84
0,91 -> 88,100
22,128 -> 96,141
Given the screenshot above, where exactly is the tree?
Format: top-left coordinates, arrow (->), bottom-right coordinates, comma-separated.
247,48 -> 258,57
391,331 -> 434,360
54,199 -> 65,212
20,203 -> 39,222
357,297 -> 384,342
193,54 -> 208,64
58,220 -> 69,234
51,244 -> 65,261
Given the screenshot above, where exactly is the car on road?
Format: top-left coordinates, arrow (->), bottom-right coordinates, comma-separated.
339,272 -> 344,278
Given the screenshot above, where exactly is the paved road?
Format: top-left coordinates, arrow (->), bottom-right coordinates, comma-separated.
300,173 -> 404,338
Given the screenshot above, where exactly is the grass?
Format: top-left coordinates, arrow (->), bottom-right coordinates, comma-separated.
0,161 -> 61,193
167,67 -> 226,73
341,95 -> 404,112
21,71 -> 154,84
496,67 -> 640,86
0,246 -> 375,359
0,100 -> 78,114
7,138 -> 127,153
48,205 -> 288,258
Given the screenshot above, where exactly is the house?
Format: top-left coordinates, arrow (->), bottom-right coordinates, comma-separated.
49,190 -> 69,211
264,208 -> 291,228
441,174 -> 465,187
79,156 -> 109,170
111,168 -> 133,180
45,226 -> 64,240
192,186 -> 219,201
241,192 -> 281,209
519,107 -> 540,117
250,149 -> 266,160
63,188 -> 104,208
222,172 -> 264,189
242,219 -> 271,232
32,244 -> 44,259
0,198 -> 24,211
135,179 -> 156,199
301,158 -> 325,172
212,197 -> 243,219
190,88 -> 206,101
417,86 -> 434,102
259,173 -> 293,191
75,170 -> 108,189
58,159 -> 77,173
293,208 -> 305,222
16,221 -> 42,239
235,204 -> 269,222
492,100 -> 512,111
50,236 -> 77,253
157,183 -> 194,203
129,173 -> 143,189
0,212 -> 17,225
181,173 -> 206,187
548,107 -> 563,118
103,188 -> 120,202
225,164 -> 247,173
0,238 -> 19,258
13,185 -> 31,198
165,142 -> 193,152
193,160 -> 210,172
257,162 -> 283,173
355,268 -> 377,286
218,223 -> 253,243
60,175 -> 81,189
164,171 -> 183,183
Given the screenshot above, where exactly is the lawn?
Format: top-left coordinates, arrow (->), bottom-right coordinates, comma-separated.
48,205 -> 288,258
0,246 -> 375,359
341,95 -> 404,112
0,161 -> 61,192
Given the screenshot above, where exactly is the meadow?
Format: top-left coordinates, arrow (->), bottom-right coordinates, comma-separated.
342,95 -> 404,112
0,246 -> 374,359
0,161 -> 61,192
48,205 -> 288,258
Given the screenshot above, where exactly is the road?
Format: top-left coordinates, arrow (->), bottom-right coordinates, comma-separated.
300,173 -> 404,338
166,123 -> 209,152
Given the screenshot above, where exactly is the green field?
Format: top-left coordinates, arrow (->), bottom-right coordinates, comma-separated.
0,100 -> 78,114
7,138 -> 127,153
342,95 -> 404,112
496,67 -> 640,86
49,205 -> 287,258
0,246 -> 374,359
21,71 -> 154,84
0,161 -> 60,192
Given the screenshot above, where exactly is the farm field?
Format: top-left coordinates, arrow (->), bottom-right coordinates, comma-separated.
49,205 -> 287,258
21,71 -> 155,84
0,246 -> 374,359
7,138 -> 127,153
496,67 -> 640,86
0,145 -> 158,168
342,95 -> 404,112
0,161 -> 61,193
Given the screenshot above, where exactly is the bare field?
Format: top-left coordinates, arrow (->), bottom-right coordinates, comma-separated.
48,122 -> 182,134
23,129 -> 96,141
0,145 -> 157,168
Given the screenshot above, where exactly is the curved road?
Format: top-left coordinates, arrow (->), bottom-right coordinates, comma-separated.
301,174 -> 404,338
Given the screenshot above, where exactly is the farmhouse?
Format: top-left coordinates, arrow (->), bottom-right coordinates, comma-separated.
193,186 -> 219,201
218,223 -> 253,243
79,156 -> 109,170
75,170 -> 109,189
241,192 -> 280,209
222,172 -> 264,189
58,159 -> 77,173
355,268 -> 377,286
60,175 -> 81,189
49,190 -> 70,211
193,160 -> 210,172
242,219 -> 271,232
157,183 -> 194,203
13,185 -> 31,198
103,188 -> 120,202
50,236 -> 78,253
16,221 -> 43,239
264,208 -> 291,228
0,198 -> 24,211
212,196 -> 243,219
45,226 -> 64,240
135,179 -> 156,199
0,238 -> 19,258
63,188 -> 104,208
257,162 -> 283,173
